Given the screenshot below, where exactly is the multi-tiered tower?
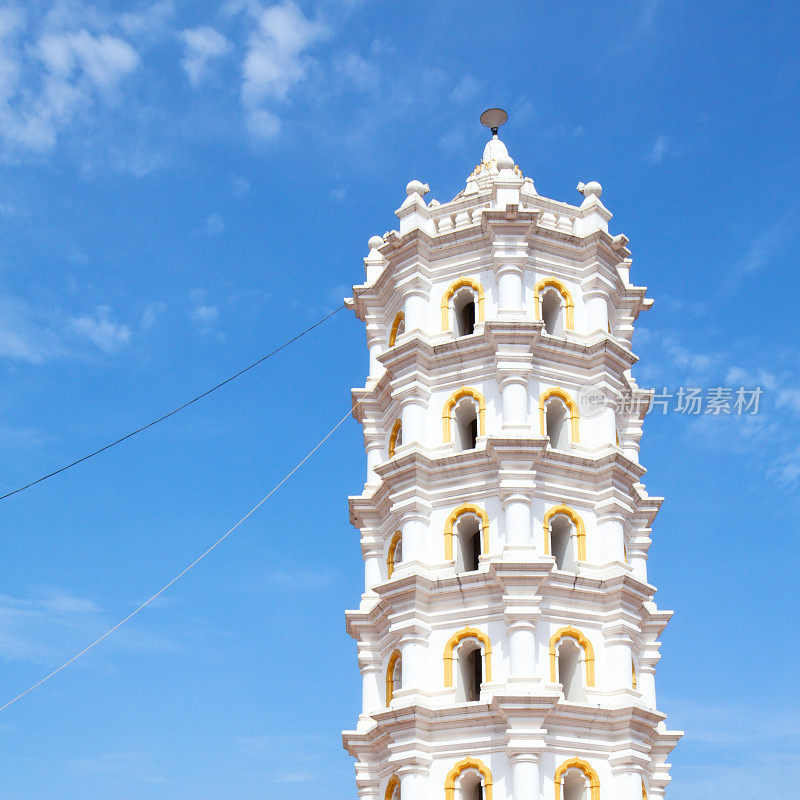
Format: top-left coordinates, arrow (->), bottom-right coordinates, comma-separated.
344,113 -> 681,800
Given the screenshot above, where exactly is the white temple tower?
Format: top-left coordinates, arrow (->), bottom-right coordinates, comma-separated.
343,111 -> 681,800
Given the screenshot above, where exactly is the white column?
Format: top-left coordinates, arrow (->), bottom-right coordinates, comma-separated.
584,293 -> 609,333
638,663 -> 657,708
360,656 -> 382,715
597,513 -> 626,564
501,375 -> 529,430
365,438 -> 382,485
400,395 -> 427,446
511,754 -> 541,800
365,322 -> 385,380
503,492 -> 533,547
403,285 -> 429,333
604,627 -> 635,690
363,540 -> 382,592
398,764 -> 429,798
401,509 -> 429,565
614,769 -> 643,800
399,627 -> 428,693
508,620 -> 537,679
497,263 -> 524,314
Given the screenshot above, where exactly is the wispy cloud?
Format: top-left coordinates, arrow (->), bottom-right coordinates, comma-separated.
725,208 -> 799,290
188,288 -> 220,333
180,25 -> 230,86
644,133 -> 670,164
239,1 -> 328,142
69,305 -> 132,353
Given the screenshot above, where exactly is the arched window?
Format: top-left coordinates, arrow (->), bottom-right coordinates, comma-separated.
443,387 -> 486,448
543,504 -> 587,568
457,639 -> 484,701
445,757 -> 493,800
388,312 -> 405,347
444,504 -> 489,565
454,287 -> 476,336
455,513 -> 482,572
388,418 -> 402,457
387,531 -> 402,579
441,277 -> 485,334
444,627 -> 492,695
455,397 -> 479,450
549,627 -> 595,691
385,776 -> 400,800
385,649 -> 401,706
554,759 -> 600,800
539,388 -> 580,446
541,287 -> 565,336
556,636 -> 586,702
534,277 -> 574,333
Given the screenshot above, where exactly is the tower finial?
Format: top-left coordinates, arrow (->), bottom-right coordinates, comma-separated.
479,107 -> 508,137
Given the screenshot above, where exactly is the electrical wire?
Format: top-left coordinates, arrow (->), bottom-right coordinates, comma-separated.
0,303 -> 345,502
0,401 -> 358,713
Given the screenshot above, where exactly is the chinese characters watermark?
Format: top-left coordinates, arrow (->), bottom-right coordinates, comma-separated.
577,386 -> 763,416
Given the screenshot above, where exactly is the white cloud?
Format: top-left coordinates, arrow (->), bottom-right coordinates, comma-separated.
0,295 -> 65,363
645,133 -> 669,164
203,212 -> 225,236
240,1 -> 328,142
189,289 -> 219,332
247,107 -> 281,142
451,75 -> 480,104
180,26 -> 230,86
0,14 -> 140,155
140,300 -> 166,330
230,175 -> 250,197
68,305 -> 132,353
333,51 -> 380,94
728,208 -> 799,284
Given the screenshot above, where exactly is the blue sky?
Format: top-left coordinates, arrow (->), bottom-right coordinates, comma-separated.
0,1 -> 798,797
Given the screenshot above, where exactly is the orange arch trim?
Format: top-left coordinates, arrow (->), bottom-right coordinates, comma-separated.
441,277 -> 486,330
543,504 -> 587,561
443,386 -> 486,442
444,503 -> 489,561
387,531 -> 402,579
388,418 -> 402,458
554,758 -> 600,800
385,649 -> 401,706
385,775 -> 400,800
445,756 -> 493,800
443,626 -> 492,687
539,387 -> 580,443
388,312 -> 404,347
534,277 -> 574,330
549,626 -> 596,686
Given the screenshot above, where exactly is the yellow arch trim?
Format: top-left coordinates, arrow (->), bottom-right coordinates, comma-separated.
443,503 -> 489,561
441,277 -> 486,331
539,387 -> 580,443
388,418 -> 402,458
385,775 -> 400,800
534,277 -> 574,330
387,531 -> 402,579
442,386 -> 487,442
642,778 -> 648,800
549,626 -> 596,687
443,626 -> 492,687
445,756 -> 493,800
543,504 -> 587,561
388,312 -> 404,347
632,658 -> 638,691
554,758 -> 600,800
385,649 -> 401,706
